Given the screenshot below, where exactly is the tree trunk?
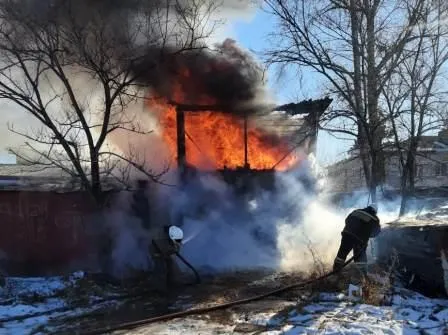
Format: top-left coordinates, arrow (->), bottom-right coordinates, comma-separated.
350,0 -> 363,118
399,163 -> 409,217
365,2 -> 382,202
399,146 -> 417,217
358,126 -> 372,193
90,152 -> 111,274
90,153 -> 104,208
408,149 -> 416,194
350,0 -> 373,198
369,154 -> 377,203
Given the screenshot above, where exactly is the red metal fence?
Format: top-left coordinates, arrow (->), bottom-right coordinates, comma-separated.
0,191 -> 96,275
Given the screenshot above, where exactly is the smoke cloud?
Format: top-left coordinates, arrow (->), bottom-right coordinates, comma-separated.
133,38 -> 265,115
104,156 -> 448,278
173,157 -> 344,273
102,156 -> 349,277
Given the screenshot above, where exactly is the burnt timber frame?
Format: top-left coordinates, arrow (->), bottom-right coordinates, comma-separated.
175,103 -> 254,182
173,98 -> 332,182
175,104 -> 224,182
273,98 -> 332,155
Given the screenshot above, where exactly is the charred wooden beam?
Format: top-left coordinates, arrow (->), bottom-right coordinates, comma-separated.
244,115 -> 249,169
173,99 -> 333,115
174,103 -> 224,112
173,103 -> 256,118
176,107 -> 186,181
273,98 -> 333,116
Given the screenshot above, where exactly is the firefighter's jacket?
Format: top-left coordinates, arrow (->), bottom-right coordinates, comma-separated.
149,226 -> 180,258
343,208 -> 381,243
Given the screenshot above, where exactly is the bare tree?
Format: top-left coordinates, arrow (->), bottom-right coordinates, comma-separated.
382,0 -> 448,216
0,0 -> 217,206
263,0 -> 425,202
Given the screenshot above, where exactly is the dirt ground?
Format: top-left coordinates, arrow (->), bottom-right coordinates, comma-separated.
48,269 -> 314,334
48,264 -> 375,334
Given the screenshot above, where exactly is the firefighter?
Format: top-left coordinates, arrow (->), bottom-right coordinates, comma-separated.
149,225 -> 184,288
333,203 -> 381,273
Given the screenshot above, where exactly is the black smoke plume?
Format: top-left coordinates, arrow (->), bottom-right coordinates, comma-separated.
132,38 -> 265,114
6,0 -> 264,115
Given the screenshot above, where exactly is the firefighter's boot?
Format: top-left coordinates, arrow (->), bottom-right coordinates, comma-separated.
333,257 -> 345,272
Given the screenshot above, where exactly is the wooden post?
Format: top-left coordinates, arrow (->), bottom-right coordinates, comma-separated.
176,107 -> 186,182
244,115 -> 249,169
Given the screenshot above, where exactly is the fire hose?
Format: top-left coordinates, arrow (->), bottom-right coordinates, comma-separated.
83,255 -> 356,335
175,251 -> 201,284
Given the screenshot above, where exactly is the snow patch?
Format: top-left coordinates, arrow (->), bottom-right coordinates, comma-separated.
0,298 -> 65,320
0,273 -> 121,334
4,277 -> 66,298
130,288 -> 448,335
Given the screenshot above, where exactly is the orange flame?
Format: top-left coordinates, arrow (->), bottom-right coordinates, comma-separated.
146,73 -> 299,171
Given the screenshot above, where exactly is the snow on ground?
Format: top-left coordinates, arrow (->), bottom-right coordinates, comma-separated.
4,272 -> 81,298
0,271 -> 447,334
247,289 -> 448,334
0,272 -> 122,334
1,300 -> 118,334
270,290 -> 448,334
126,288 -> 448,335
0,298 -> 65,320
126,319 -> 235,335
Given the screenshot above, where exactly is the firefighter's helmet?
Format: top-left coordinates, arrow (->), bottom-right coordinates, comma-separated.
168,225 -> 184,241
367,203 -> 378,214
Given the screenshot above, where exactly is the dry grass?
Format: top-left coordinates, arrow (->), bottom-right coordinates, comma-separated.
361,257 -> 397,306
297,238 -> 399,307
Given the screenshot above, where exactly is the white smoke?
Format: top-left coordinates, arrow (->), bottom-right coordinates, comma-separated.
155,157 -> 346,275
103,153 -> 448,279
336,189 -> 433,223
158,160 -> 446,276
100,155 -> 346,277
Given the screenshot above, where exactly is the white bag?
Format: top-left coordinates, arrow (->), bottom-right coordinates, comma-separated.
348,284 -> 363,301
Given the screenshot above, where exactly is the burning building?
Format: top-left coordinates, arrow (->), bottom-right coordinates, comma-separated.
153,98 -> 331,193
138,39 -> 332,191
0,0 -> 334,275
